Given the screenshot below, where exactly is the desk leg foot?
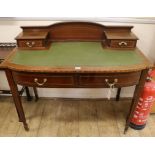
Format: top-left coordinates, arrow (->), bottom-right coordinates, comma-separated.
24,123 -> 29,131
124,124 -> 129,134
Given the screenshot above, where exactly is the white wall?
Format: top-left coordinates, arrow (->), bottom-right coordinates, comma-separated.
0,20 -> 155,98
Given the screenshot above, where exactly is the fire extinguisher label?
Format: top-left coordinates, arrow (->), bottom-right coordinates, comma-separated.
130,81 -> 155,126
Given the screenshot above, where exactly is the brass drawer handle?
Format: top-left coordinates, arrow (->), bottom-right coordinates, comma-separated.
34,78 -> 47,86
105,78 -> 118,88
105,78 -> 118,100
118,41 -> 127,46
26,41 -> 35,47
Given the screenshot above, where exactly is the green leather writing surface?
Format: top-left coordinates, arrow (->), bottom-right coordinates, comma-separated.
11,42 -> 144,67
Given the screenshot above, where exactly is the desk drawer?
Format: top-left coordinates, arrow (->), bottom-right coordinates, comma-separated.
79,72 -> 141,88
109,40 -> 136,48
17,39 -> 45,48
12,72 -> 75,88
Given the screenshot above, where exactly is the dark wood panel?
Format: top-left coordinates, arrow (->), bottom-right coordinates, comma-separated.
49,23 -> 105,41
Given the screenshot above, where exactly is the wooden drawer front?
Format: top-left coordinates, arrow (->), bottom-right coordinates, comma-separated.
17,40 -> 44,48
78,72 -> 141,88
110,40 -> 136,48
12,72 -> 75,88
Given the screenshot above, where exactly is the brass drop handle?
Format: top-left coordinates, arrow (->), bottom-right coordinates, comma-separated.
34,78 -> 47,86
118,41 -> 127,46
26,41 -> 35,47
105,79 -> 118,100
105,78 -> 118,88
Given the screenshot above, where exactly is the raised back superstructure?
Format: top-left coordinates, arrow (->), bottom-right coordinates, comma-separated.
16,21 -> 138,49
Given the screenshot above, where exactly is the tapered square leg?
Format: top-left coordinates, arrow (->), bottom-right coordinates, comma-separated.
5,69 -> 29,131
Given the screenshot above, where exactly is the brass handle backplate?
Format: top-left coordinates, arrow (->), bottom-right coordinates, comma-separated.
105,78 -> 118,88
118,41 -> 127,46
34,78 -> 47,86
26,41 -> 35,47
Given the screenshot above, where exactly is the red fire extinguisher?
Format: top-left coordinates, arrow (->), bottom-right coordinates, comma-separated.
129,70 -> 155,130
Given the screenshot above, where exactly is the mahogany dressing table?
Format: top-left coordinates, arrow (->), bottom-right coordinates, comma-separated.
0,22 -> 152,133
